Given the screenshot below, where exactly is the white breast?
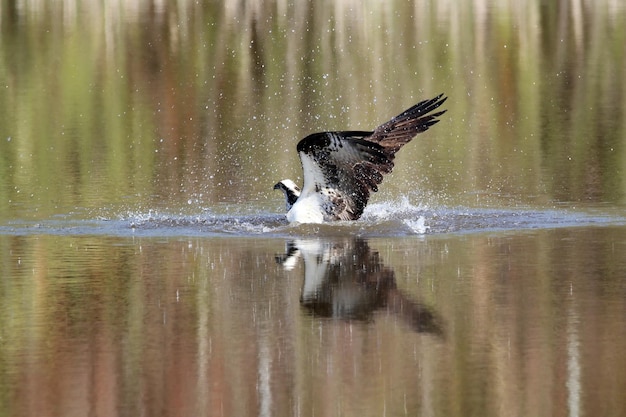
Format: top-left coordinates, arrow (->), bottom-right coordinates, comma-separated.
285,152 -> 328,224
287,195 -> 324,224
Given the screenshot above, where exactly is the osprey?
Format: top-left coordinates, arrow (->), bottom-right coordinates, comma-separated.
274,94 -> 447,223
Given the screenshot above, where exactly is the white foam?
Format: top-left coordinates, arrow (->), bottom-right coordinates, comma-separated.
403,216 -> 430,234
362,196 -> 427,221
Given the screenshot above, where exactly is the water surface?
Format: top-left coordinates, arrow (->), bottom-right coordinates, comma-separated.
2,226 -> 626,417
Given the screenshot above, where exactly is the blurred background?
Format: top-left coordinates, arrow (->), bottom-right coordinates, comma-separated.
1,0 -> 624,222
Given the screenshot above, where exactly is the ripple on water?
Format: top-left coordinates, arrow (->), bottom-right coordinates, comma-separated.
1,201 -> 624,238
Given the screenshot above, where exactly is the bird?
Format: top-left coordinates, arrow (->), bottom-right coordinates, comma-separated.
274,94 -> 447,223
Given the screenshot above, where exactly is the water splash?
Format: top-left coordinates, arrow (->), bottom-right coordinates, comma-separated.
403,216 -> 430,234
362,195 -> 427,221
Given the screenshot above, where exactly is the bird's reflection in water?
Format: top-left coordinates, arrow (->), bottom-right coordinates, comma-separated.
277,238 -> 442,335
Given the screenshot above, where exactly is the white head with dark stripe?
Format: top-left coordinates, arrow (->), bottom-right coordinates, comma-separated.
273,179 -> 301,211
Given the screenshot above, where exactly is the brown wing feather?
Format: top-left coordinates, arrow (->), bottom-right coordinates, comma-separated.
368,94 -> 447,154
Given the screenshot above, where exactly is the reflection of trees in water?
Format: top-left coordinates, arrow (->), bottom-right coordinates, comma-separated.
277,238 -> 442,335
3,0 -> 624,215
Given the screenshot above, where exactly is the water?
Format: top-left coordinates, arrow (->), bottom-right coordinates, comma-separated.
2,225 -> 625,417
2,200 -> 625,238
2,1 -> 626,416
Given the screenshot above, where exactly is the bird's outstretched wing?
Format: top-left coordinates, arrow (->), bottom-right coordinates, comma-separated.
295,94 -> 447,221
368,93 -> 448,153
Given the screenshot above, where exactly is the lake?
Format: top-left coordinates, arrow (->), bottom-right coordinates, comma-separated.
1,1 -> 625,417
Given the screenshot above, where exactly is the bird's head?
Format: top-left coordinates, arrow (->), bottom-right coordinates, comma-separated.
273,179 -> 301,211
